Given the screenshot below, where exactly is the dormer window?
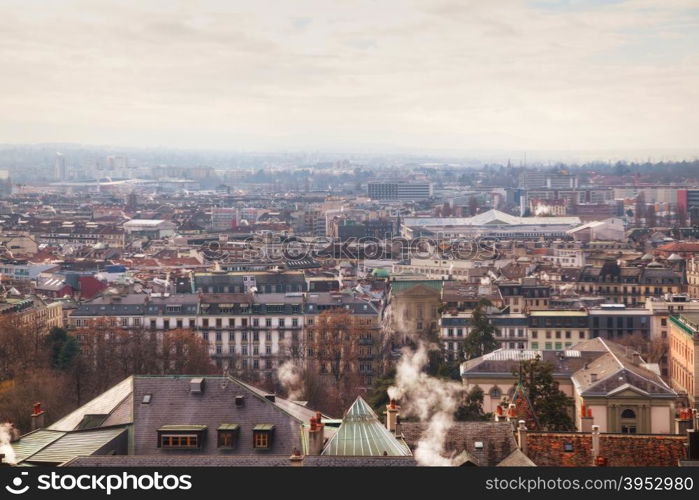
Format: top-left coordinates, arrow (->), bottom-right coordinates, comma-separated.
252,424 -> 275,450
217,424 -> 240,449
157,425 -> 207,449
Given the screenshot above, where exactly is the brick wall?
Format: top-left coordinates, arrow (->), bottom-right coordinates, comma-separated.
525,432 -> 686,467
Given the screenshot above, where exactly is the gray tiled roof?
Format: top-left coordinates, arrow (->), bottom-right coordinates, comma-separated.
132,376 -> 306,456
401,421 -> 518,466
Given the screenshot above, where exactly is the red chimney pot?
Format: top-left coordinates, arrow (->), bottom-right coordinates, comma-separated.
33,402 -> 42,415
587,408 -> 592,418
389,399 -> 396,409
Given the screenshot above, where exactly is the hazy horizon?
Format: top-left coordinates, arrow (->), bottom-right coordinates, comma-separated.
1,0 -> 698,154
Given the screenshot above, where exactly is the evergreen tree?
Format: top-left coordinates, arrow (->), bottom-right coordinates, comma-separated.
514,356 -> 574,431
455,386 -> 489,421
463,299 -> 499,359
367,369 -> 395,415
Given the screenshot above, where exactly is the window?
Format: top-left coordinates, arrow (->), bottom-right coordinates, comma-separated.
229,332 -> 235,342
253,425 -> 274,449
564,442 -> 573,452
292,318 -> 298,327
265,318 -> 272,327
279,318 -> 285,328
621,409 -> 636,419
489,386 -> 501,398
217,425 -> 240,448
202,332 -> 209,341
189,319 -> 195,328
157,426 -> 206,449
160,434 -> 199,449
265,332 -> 271,341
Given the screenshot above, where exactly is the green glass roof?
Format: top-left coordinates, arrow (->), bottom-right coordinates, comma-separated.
322,397 -> 412,457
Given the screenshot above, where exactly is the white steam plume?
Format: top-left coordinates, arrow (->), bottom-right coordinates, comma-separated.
277,360 -> 304,401
0,423 -> 17,465
388,342 -> 465,466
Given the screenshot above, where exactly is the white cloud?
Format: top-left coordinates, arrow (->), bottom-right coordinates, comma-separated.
0,0 -> 697,154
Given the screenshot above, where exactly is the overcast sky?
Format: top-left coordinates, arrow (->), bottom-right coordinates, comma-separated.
1,0 -> 698,156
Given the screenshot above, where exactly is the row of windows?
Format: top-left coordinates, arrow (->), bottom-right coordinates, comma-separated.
159,429 -> 272,450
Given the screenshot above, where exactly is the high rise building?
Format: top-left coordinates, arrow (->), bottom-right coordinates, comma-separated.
367,182 -> 433,200
211,208 -> 239,231
54,153 -> 66,181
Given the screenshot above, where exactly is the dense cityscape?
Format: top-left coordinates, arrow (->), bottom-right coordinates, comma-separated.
0,149 -> 697,468
1,3 -> 699,493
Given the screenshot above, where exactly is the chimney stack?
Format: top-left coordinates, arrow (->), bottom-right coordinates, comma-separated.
517,420 -> 528,456
494,404 -> 504,422
675,408 -> 693,435
289,448 -> 304,466
591,425 -> 601,465
308,412 -> 325,455
30,402 -> 45,431
506,403 -> 517,422
631,352 -> 642,366
580,404 -> 594,432
385,399 -> 400,433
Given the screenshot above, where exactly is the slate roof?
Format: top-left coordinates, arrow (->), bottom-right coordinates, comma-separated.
571,338 -> 675,397
322,397 -> 411,456
49,376 -> 133,431
401,421 -> 518,466
131,376 -> 307,456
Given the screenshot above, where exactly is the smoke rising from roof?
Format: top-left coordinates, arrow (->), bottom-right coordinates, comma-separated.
388,341 -> 466,466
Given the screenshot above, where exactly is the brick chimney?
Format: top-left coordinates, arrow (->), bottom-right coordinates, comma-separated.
506,403 -> 517,422
580,404 -> 594,432
30,402 -> 45,431
385,399 -> 400,433
289,448 -> 304,466
307,412 -> 325,455
675,408 -> 693,435
494,404 -> 504,422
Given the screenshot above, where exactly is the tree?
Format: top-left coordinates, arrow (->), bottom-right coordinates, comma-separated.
514,356 -> 574,431
615,333 -> 667,366
307,308 -> 369,384
454,386 -> 489,421
367,368 -> 396,415
463,299 -> 499,359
